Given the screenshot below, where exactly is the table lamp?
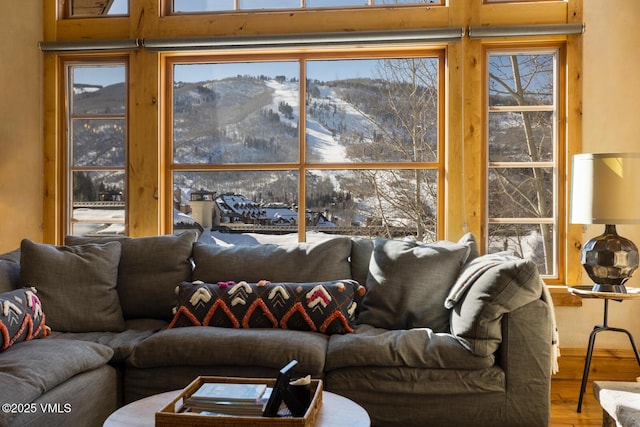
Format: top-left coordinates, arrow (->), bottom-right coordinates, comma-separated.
570,153 -> 640,293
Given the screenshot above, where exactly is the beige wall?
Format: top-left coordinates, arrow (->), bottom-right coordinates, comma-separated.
2,1 -> 640,351
555,0 -> 640,349
0,3 -> 43,252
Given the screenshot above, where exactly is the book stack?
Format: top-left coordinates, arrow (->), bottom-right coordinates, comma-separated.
185,382 -> 272,416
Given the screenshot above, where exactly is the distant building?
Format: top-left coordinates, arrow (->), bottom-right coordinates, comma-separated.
215,193 -> 335,227
190,189 -> 220,228
216,194 -> 264,224
174,191 -> 335,229
190,189 -> 216,201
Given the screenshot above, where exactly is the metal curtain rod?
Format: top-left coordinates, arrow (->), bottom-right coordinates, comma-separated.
39,39 -> 141,52
468,23 -> 585,39
38,28 -> 463,53
142,28 -> 465,51
38,23 -> 584,53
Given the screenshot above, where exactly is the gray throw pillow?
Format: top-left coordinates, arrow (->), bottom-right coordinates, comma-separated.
457,232 -> 480,262
0,249 -> 21,293
192,237 -> 353,283
450,258 -> 542,356
19,239 -> 125,332
66,232 -> 197,320
349,237 -> 374,289
358,238 -> 470,332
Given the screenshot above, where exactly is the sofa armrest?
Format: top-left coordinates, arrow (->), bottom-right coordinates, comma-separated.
497,298 -> 553,426
449,258 -> 543,356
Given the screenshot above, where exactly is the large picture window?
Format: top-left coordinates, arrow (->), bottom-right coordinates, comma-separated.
486,48 -> 561,277
170,53 -> 443,241
66,62 -> 127,236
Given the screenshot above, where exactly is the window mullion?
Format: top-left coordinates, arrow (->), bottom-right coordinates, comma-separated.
489,105 -> 554,113
488,161 -> 554,168
299,59 -> 307,240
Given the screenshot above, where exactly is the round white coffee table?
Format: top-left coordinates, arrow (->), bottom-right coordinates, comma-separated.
104,389 -> 370,427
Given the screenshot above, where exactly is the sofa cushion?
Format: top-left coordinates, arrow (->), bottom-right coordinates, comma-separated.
66,232 -> 197,321
19,239 -> 125,332
169,280 -> 365,335
0,287 -> 49,351
192,237 -> 352,284
358,238 -> 470,332
127,326 -> 328,376
0,338 -> 113,426
325,324 -> 494,371
47,328 -> 160,363
0,249 -> 21,293
450,257 -> 543,356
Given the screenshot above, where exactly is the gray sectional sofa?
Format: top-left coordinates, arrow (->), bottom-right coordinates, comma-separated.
0,231 -> 553,427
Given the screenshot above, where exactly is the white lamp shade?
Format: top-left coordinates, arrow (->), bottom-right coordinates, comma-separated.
570,153 -> 640,224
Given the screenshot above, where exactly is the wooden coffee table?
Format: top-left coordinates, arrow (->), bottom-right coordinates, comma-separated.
104,390 -> 370,427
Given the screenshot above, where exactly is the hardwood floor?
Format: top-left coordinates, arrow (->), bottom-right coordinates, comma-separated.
550,379 -> 603,426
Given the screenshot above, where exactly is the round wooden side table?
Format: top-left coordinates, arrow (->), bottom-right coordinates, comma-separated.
568,286 -> 640,413
104,389 -> 370,427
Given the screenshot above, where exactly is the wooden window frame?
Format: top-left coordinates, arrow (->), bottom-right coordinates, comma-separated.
62,56 -> 130,237
43,0 -> 584,300
483,44 -> 566,282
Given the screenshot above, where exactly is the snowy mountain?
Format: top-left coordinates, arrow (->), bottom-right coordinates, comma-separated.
171,76 -> 393,165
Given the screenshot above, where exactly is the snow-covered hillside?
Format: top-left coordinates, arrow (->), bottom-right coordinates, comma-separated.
172,76 -> 388,165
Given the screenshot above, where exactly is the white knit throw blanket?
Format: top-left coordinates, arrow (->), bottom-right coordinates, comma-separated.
540,280 -> 560,375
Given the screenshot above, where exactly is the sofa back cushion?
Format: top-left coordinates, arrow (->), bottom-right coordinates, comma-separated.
66,232 -> 197,321
192,237 -> 353,283
358,238 -> 470,332
449,256 -> 542,356
457,232 -> 480,262
0,249 -> 21,293
19,239 -> 125,332
349,237 -> 374,290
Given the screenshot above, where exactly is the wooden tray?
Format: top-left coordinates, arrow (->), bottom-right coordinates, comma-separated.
156,376 -> 322,427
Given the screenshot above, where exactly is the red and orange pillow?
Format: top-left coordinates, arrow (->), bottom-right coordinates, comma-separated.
0,287 -> 49,352
169,280 -> 365,335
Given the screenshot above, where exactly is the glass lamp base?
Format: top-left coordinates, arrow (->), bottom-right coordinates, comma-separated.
591,283 -> 627,293
582,224 -> 638,293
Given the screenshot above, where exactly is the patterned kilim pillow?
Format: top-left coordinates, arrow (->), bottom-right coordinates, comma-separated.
0,287 -> 49,351
169,280 -> 366,335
